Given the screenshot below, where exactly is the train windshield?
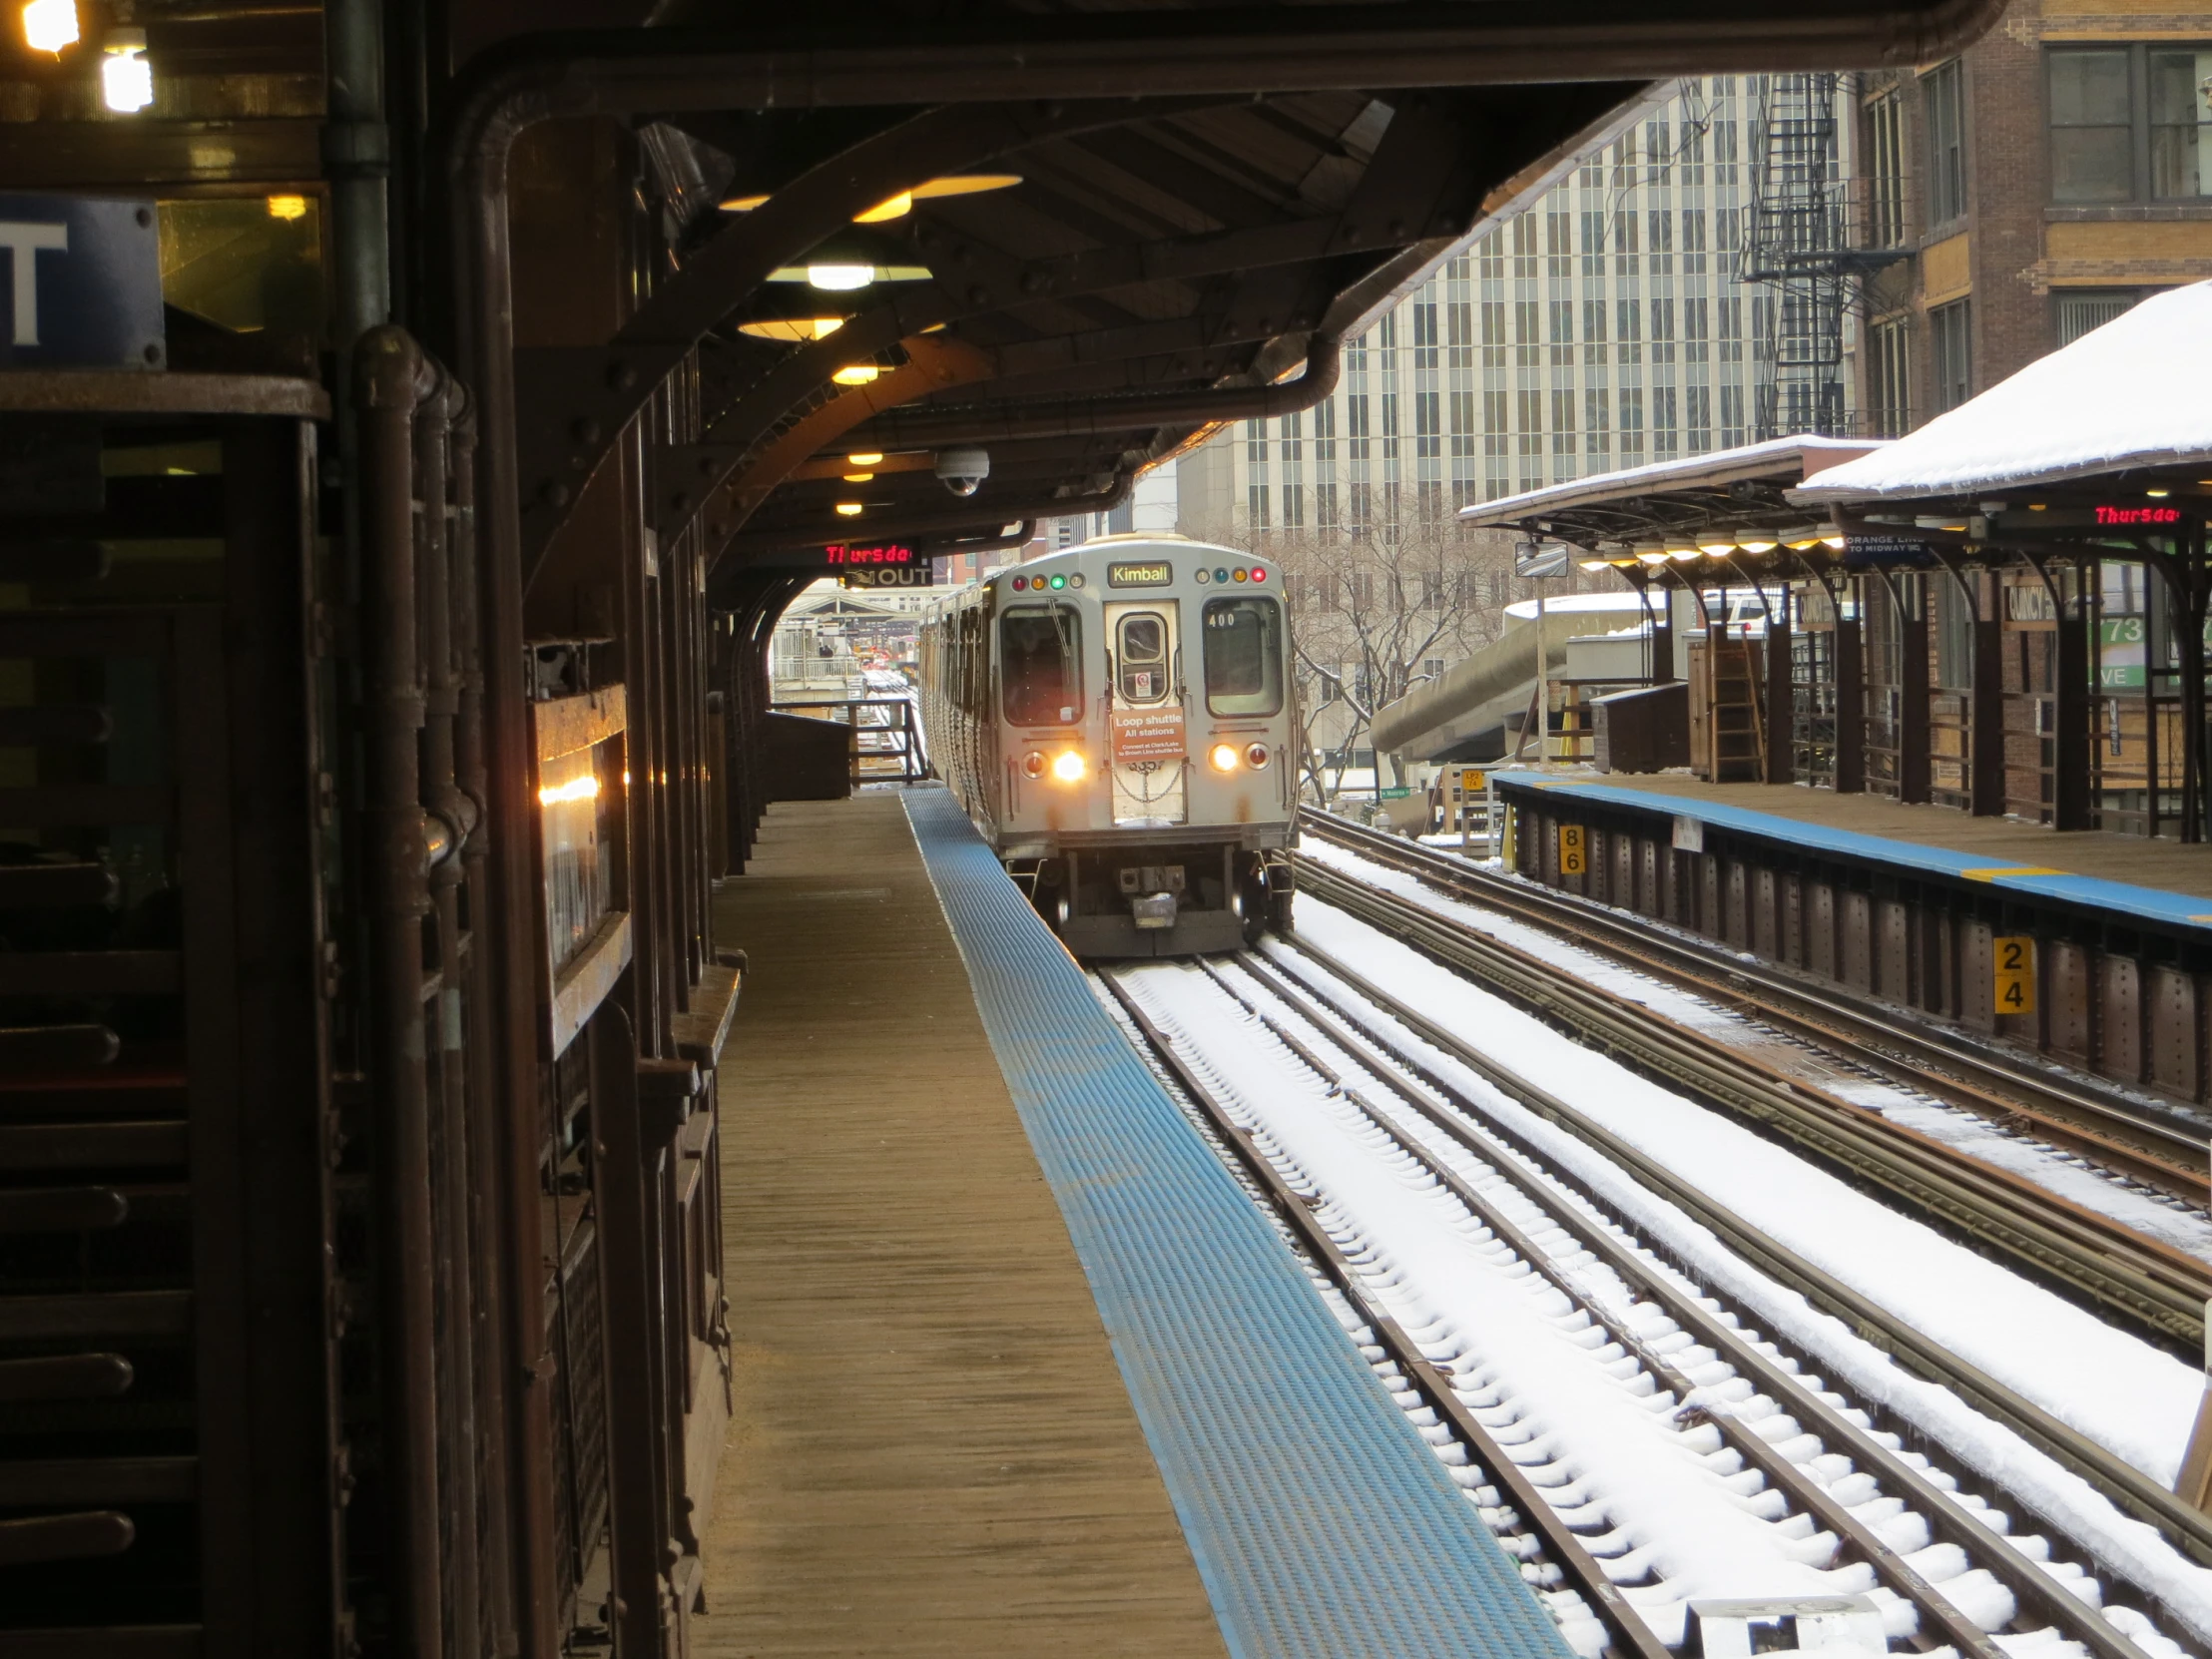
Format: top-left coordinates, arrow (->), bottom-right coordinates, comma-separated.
1001,606 -> 1083,726
1202,596 -> 1283,717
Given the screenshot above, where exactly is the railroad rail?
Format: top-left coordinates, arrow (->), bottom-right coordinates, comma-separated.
1293,816 -> 2212,1357
1259,919 -> 2212,1573
1101,951 -> 2188,1659
1298,807 -> 2209,1203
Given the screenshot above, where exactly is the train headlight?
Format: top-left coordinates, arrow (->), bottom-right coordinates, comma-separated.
1245,743 -> 1272,770
1021,750 -> 1047,780
1050,750 -> 1088,783
1209,743 -> 1240,773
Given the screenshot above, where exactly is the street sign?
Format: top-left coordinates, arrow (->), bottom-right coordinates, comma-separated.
1514,539 -> 1571,579
0,194 -> 164,369
842,564 -> 935,589
1993,935 -> 2035,1016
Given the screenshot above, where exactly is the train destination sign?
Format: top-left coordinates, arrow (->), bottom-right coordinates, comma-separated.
1111,706 -> 1186,762
1108,560 -> 1172,587
826,541 -> 918,565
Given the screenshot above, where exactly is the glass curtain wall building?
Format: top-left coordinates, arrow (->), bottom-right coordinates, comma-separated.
1179,75 -> 1859,537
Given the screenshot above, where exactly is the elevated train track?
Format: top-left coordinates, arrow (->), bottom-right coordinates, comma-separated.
1100,946 -> 2204,1659
1296,809 -> 2212,1352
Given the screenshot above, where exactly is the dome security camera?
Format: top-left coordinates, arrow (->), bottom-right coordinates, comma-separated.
936,447 -> 989,497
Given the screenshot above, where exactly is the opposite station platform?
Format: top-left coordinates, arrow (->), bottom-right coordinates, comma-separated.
1487,769 -> 2212,1106
691,788 -> 1572,1658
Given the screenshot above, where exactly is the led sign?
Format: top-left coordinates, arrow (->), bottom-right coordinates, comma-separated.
825,541 -> 916,565
2095,506 -> 2182,526
1108,560 -> 1173,587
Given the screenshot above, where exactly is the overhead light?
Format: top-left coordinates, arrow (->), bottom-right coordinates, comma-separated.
2147,487 -> 2172,498
1578,558 -> 1612,571
913,173 -> 1023,201
835,502 -> 864,517
722,174 -> 1021,221
1670,549 -> 1703,561
100,27 -> 151,113
1635,549 -> 1668,565
764,262 -> 932,287
831,363 -> 880,386
854,191 -> 914,224
1822,524 -> 1849,548
1737,535 -> 1778,553
846,451 -> 884,466
736,316 -> 846,342
1697,533 -> 1737,555
22,0 -> 76,54
843,471 -> 874,482
267,194 -> 307,222
807,264 -> 876,291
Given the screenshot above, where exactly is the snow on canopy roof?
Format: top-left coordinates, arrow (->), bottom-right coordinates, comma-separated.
1458,435 -> 1880,526
1796,281 -> 2212,503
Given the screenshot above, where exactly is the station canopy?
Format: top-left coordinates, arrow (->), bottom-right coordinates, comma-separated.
1457,435 -> 1880,578
1795,281 -> 2212,507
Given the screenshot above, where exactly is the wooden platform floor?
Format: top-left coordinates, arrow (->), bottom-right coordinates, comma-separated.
694,794 -> 1227,1658
1581,773 -> 2212,901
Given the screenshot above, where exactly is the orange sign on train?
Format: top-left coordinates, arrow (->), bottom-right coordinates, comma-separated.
1112,707 -> 1187,764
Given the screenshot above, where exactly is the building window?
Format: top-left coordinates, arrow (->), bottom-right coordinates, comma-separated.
1931,299 -> 1971,412
2049,46 -> 2212,202
1868,90 -> 1907,246
1925,60 -> 1966,226
1869,315 -> 1912,436
2055,288 -> 2139,346
2151,50 -> 2212,196
1247,483 -> 1270,528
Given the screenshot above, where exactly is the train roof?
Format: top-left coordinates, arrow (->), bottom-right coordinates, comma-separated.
1008,536 -> 1269,574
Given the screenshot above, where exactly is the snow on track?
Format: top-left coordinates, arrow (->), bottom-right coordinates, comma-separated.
1117,958 -> 1903,1649
1262,901 -> 2212,1644
1299,837 -> 2212,1259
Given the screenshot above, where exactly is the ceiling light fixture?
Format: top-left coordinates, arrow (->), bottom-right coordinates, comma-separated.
831,364 -> 880,386
267,194 -> 307,222
846,452 -> 884,467
834,502 -> 864,517
22,0 -> 76,54
2146,487 -> 2172,498
1697,533 -> 1737,555
100,27 -> 151,113
1737,535 -> 1778,553
736,316 -> 846,342
721,173 -> 1022,221
806,264 -> 876,291
843,472 -> 874,482
853,192 -> 913,224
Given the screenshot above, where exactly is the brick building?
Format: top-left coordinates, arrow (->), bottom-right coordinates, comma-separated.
1858,0 -> 2212,434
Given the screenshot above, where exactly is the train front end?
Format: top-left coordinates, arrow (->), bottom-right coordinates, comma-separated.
985,536 -> 1298,957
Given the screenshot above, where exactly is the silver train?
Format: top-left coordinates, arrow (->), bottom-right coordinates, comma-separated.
918,534 -> 1299,957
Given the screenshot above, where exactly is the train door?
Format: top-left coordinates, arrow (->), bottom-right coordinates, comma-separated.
1105,600 -> 1187,826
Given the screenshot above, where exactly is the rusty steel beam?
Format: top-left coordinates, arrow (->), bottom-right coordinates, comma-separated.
354,325 -> 444,1659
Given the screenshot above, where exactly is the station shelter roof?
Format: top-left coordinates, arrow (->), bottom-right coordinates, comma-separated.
1795,281 -> 2212,506
1454,435 -> 1882,577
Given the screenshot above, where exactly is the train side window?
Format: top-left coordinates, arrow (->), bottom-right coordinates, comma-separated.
1116,613 -> 1168,704
1202,596 -> 1284,717
1001,606 -> 1082,726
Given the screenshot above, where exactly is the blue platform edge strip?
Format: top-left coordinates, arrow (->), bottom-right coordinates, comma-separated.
1494,770 -> 2212,931
903,788 -> 1571,1659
